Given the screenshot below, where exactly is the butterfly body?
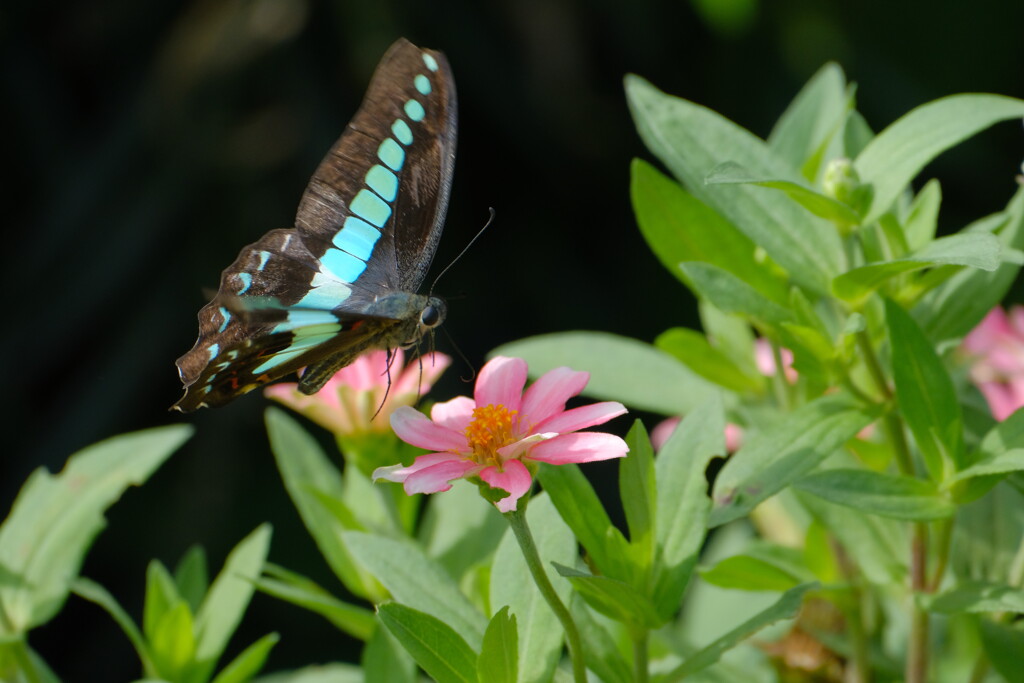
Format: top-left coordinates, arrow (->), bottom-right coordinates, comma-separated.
174,39 -> 456,411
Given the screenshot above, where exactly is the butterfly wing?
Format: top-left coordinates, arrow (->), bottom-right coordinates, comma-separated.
174,39 -> 456,411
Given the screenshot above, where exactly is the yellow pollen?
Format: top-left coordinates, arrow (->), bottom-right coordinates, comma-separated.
464,404 -> 518,465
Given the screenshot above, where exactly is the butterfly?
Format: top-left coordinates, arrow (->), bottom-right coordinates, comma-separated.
173,38 -> 456,411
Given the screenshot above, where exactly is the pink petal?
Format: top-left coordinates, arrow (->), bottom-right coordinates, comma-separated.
475,356 -> 527,413
977,381 -> 1017,421
393,352 -> 452,397
650,417 -> 681,451
964,308 -> 1010,353
404,458 -> 479,495
528,432 -> 629,465
534,402 -> 626,435
372,452 -> 460,483
431,396 -> 476,431
480,460 -> 533,512
724,423 -> 744,452
520,367 -> 589,426
1009,306 -> 1024,337
390,406 -> 466,451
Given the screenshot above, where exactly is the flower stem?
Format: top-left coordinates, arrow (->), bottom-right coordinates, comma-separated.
632,630 -> 649,683
506,508 -> 587,683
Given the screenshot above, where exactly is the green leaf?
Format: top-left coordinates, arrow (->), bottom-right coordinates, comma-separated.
626,75 -> 843,294
913,186 -> 1024,342
710,393 -> 879,527
144,560 -> 181,644
653,396 -> 725,620
663,583 -> 816,680
979,619 -> 1024,683
537,465 -> 631,582
794,469 -> 955,520
377,603 -> 478,683
192,524 -> 272,683
255,564 -> 375,641
477,607 -> 517,683
833,233 -> 1002,303
491,494 -> 574,683
767,63 -> 849,178
928,580 -> 1024,614
904,179 -> 942,251
419,480 -> 507,584
174,546 -> 209,614
555,565 -> 664,629
344,532 -> 486,649
150,600 -> 196,679
0,424 -> 190,635
265,408 -> 383,600
655,327 -> 763,393
854,93 -> 1024,224
631,159 -> 788,303
705,162 -> 861,224
944,449 -> 1024,503
699,549 -> 810,592
620,422 -> 656,571
491,331 -> 716,415
570,604 -> 631,683
362,624 -> 417,683
679,263 -> 794,326
72,577 -> 154,673
210,632 -> 279,683
886,299 -> 965,479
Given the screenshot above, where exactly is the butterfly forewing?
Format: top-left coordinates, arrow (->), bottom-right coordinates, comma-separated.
174,39 -> 456,411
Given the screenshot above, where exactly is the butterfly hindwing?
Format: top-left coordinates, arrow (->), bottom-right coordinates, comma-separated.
174,39 -> 456,411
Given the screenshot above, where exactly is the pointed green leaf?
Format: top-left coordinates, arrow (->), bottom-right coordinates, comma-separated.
209,632 -> 279,683
834,233 -> 1002,303
710,394 -> 879,527
706,163 -> 861,224
477,607 -> 516,683
174,546 -> 208,614
265,408 -> 382,600
377,603 -> 477,683
344,532 -> 486,649
664,583 -> 816,680
653,395 -> 724,619
150,601 -> 196,679
886,299 -> 965,479
419,480 -> 507,584
904,179 -> 942,251
144,560 -> 180,644
631,159 -> 788,303
255,564 -> 375,641
794,468 -> 955,520
928,580 -> 1024,614
570,604 -> 631,683
679,262 -> 794,326
492,331 -> 717,416
620,422 -> 656,570
655,327 -> 763,393
854,93 -> 1024,224
491,494 -> 574,683
0,424 -> 191,634
555,565 -> 664,628
192,524 -> 271,683
914,185 -> 1024,342
699,547 -> 811,592
626,75 -> 843,294
768,63 -> 849,178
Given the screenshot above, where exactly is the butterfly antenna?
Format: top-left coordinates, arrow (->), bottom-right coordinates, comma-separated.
441,326 -> 477,384
371,350 -> 398,420
428,208 -> 496,296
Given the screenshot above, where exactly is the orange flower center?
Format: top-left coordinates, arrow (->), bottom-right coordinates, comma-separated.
464,404 -> 518,466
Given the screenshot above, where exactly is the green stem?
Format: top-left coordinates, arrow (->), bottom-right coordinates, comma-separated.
831,538 -> 870,683
506,508 -> 587,683
632,630 -> 649,683
855,330 -> 916,476
907,522 -> 930,683
5,639 -> 45,683
928,518 -> 954,593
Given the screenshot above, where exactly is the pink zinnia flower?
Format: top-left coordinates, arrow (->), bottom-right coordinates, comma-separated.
373,356 -> 628,512
963,305 -> 1024,420
265,349 -> 451,435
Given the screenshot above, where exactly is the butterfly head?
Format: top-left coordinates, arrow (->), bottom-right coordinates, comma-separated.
409,296 -> 447,346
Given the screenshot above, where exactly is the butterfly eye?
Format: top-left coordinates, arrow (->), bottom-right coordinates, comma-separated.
421,304 -> 442,327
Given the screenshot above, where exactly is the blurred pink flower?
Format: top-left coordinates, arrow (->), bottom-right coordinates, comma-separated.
754,339 -> 797,383
373,356 -> 628,512
963,305 -> 1024,420
265,349 -> 451,435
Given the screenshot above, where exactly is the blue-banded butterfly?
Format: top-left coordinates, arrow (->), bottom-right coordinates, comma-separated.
173,38 -> 456,411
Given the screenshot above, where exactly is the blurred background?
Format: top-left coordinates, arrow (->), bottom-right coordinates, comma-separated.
4,0 -> 1023,677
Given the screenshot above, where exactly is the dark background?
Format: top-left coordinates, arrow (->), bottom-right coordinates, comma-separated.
4,0 -> 1023,678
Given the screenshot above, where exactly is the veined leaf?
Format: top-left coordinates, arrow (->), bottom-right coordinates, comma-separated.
794,469 -> 955,520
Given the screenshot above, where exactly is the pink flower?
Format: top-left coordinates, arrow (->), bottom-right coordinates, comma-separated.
373,356 -> 628,512
963,305 -> 1024,420
754,339 -> 797,383
265,350 -> 451,435
651,417 -> 743,452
